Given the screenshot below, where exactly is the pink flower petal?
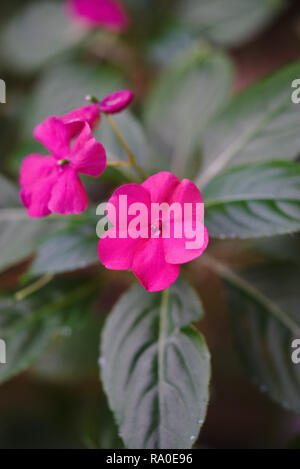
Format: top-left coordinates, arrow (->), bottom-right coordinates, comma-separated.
67,0 -> 129,32
132,238 -> 180,292
142,172 -> 180,204
34,117 -> 71,159
163,179 -> 208,263
48,167 -> 88,215
70,122 -> 106,177
20,179 -> 56,218
170,178 -> 205,211
107,183 -> 151,228
61,104 -> 101,138
99,90 -> 134,114
98,228 -> 142,270
19,155 -> 58,218
20,154 -> 57,188
164,224 -> 209,265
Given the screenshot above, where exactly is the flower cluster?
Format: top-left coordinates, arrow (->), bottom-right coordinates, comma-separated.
20,91 -> 133,218
20,105 -> 104,217
20,89 -> 209,291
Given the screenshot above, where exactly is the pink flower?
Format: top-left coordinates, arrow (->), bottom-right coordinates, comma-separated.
67,0 -> 129,33
99,90 -> 134,114
60,104 -> 101,137
20,107 -> 106,218
98,172 -> 209,292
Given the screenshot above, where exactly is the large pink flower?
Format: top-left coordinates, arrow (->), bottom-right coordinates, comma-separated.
98,172 -> 209,292
20,106 -> 106,218
67,0 -> 129,33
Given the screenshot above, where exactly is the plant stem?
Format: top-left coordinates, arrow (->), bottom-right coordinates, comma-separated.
201,254 -> 300,336
104,114 -> 148,180
15,274 -> 55,302
158,288 -> 169,445
8,279 -> 101,336
107,160 -> 131,168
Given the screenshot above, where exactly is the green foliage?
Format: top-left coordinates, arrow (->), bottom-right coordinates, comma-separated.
95,111 -> 153,172
197,61 -> 300,189
33,313 -> 104,382
204,161 -> 300,238
0,298 -> 61,384
101,278 -> 210,449
221,263 -> 300,414
0,1 -> 86,72
82,395 -> 124,449
0,278 -> 100,384
179,0 -> 284,47
22,62 -> 124,136
31,223 -> 99,275
144,45 -> 233,177
0,174 -> 20,207
0,175 -> 63,272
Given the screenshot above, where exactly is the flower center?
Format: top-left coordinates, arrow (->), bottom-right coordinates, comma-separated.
57,159 -> 69,166
150,220 -> 163,237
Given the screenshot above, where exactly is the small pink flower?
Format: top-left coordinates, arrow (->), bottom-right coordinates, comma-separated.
60,104 -> 101,137
67,0 -> 129,33
20,111 -> 106,218
98,172 -> 209,292
99,90 -> 134,114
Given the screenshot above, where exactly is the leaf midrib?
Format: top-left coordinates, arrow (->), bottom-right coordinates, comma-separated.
157,288 -> 170,448
197,93 -> 289,189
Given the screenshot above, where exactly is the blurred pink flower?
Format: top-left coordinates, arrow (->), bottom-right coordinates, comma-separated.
20,107 -> 106,218
67,0 -> 129,33
98,172 -> 209,292
99,90 -> 134,114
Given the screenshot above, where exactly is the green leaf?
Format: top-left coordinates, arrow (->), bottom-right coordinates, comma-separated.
0,174 -> 63,272
0,299 -> 61,384
0,1 -> 86,72
101,277 -> 210,449
0,278 -> 100,384
6,139 -> 45,176
33,314 -> 104,383
0,174 -> 20,208
0,209 -> 64,272
23,62 -> 124,136
197,61 -> 300,188
94,111 -> 153,172
179,0 -> 283,47
211,259 -> 300,414
144,46 -> 232,177
31,223 -> 98,275
0,208 -> 62,271
253,234 -> 300,263
204,161 -> 300,239
82,395 -> 124,449
147,22 -> 198,68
